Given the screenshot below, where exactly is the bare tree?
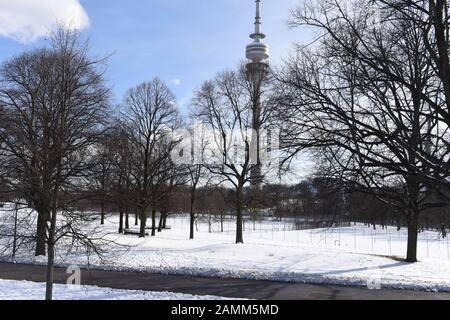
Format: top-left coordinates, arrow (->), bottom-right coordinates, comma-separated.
89,131 -> 115,225
107,121 -> 134,233
277,0 -> 449,262
0,27 -> 110,298
123,78 -> 180,238
192,69 -> 265,244
179,122 -> 210,240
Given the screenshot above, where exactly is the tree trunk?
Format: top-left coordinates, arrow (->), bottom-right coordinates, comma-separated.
45,203 -> 58,301
158,211 -> 164,232
12,203 -> 18,259
236,207 -> 243,243
35,213 -> 47,256
190,199 -> 195,240
45,242 -> 55,300
406,214 -> 419,263
100,201 -> 105,225
139,208 -> 147,238
125,207 -> 130,229
119,209 -> 124,234
236,186 -> 244,244
151,209 -> 156,237
162,213 -> 167,229
135,208 -> 138,226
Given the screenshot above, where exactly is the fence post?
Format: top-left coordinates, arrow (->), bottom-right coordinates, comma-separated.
389,229 -> 392,255
338,227 -> 341,247
260,221 -> 262,239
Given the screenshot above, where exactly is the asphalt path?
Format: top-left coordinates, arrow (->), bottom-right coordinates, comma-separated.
0,262 -> 449,300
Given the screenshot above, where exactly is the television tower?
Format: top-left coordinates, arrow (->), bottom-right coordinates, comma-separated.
246,0 -> 270,189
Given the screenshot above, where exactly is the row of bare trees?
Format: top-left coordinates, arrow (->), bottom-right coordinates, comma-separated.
0,0 -> 449,300
186,0 -> 450,263
0,28 -> 192,299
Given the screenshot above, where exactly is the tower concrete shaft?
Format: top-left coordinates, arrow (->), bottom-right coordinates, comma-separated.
246,62 -> 269,189
246,0 -> 269,190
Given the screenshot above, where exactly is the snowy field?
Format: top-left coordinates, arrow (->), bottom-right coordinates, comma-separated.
2,208 -> 450,293
0,279 -> 233,300
170,215 -> 450,260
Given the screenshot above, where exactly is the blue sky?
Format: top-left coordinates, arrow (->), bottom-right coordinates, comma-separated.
0,0 -> 310,114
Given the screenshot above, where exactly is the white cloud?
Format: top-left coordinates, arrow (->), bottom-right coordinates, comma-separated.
0,0 -> 90,43
171,79 -> 182,86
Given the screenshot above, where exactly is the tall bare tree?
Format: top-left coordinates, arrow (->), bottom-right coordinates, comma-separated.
179,122 -> 210,240
106,121 -> 134,233
192,69 -> 274,243
0,27 -> 110,298
278,0 -> 449,261
90,131 -> 115,225
123,78 -> 180,238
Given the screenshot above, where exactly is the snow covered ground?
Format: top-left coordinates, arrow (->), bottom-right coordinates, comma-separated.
169,215 -> 450,260
0,279 -> 233,300
2,210 -> 450,293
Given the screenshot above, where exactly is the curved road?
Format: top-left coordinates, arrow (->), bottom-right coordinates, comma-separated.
0,262 -> 449,300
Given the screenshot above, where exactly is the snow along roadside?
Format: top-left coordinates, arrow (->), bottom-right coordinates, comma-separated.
0,279 -> 239,300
